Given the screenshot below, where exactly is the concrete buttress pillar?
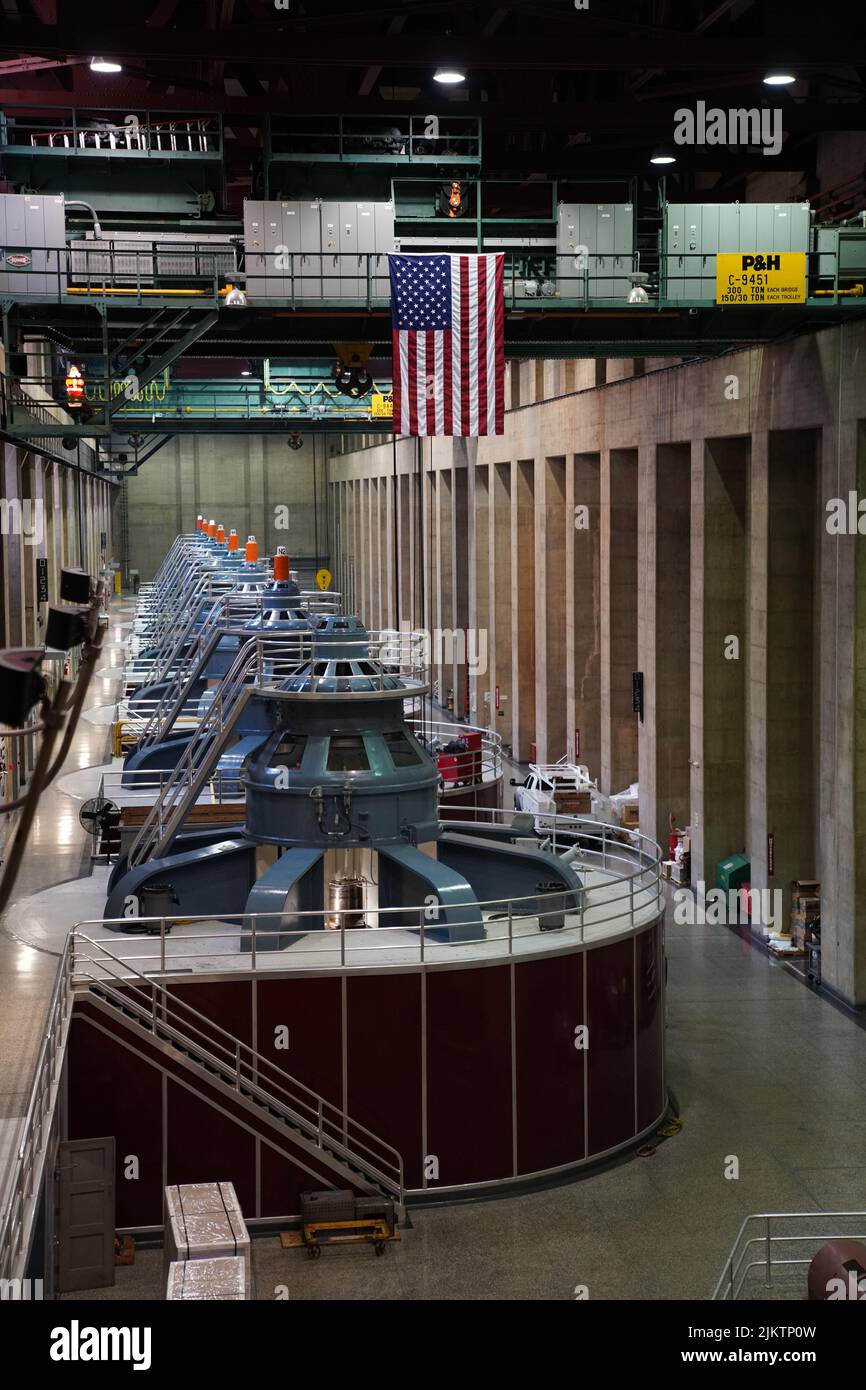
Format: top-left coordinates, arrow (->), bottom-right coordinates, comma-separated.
511,459 -> 536,759
690,436 -> 748,887
638,443 -> 691,847
450,447 -> 470,720
747,431 -> 818,926
468,459 -> 490,725
534,456 -> 567,762
820,413 -> 866,1006
600,448 -> 638,794
490,462 -> 513,741
566,453 -> 601,779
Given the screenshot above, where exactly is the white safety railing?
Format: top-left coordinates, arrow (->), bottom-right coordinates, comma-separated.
0,940 -> 74,1280
713,1211 -> 866,1301
79,810 -> 663,973
409,717 -> 503,788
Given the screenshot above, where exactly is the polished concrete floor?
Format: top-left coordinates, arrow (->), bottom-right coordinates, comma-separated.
8,597 -> 866,1298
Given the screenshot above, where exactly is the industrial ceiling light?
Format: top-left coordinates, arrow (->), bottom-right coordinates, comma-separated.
433,67 -> 466,85
763,71 -> 796,86
90,57 -> 123,73
650,150 -> 676,165
223,285 -> 248,307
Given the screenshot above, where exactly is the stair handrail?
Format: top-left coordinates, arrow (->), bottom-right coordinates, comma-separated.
135,597 -> 264,749
126,630 -> 309,867
0,937 -> 74,1279
126,679 -> 251,868
73,933 -> 403,1199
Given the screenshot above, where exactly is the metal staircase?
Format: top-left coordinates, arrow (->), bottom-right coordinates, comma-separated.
133,619 -> 242,748
130,582 -> 221,670
129,578 -> 249,681
132,596 -> 261,739
126,657 -> 255,869
73,934 -> 404,1205
126,632 -> 311,868
133,589 -> 343,746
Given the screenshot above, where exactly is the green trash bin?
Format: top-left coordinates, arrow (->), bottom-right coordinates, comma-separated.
716,853 -> 750,893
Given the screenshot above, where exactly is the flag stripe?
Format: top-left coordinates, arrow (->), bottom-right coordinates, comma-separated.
426,330 -> 437,435
493,256 -> 505,432
460,256 -> 471,436
477,255 -> 488,436
442,319 -> 453,435
434,332 -> 444,434
392,327 -> 403,433
407,332 -> 418,436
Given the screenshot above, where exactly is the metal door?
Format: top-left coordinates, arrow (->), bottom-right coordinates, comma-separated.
279,201 -> 302,300
320,201 -> 341,299
299,201 -> 322,300
243,200 -> 266,298
56,1135 -> 116,1293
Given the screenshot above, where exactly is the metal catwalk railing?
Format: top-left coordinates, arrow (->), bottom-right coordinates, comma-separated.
713,1211 -> 866,1301
127,589 -> 343,704
80,811 -> 664,973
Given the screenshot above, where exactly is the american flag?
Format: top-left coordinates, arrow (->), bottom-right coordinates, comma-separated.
388,253 -> 505,437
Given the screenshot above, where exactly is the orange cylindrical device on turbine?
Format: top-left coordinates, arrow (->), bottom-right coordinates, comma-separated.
245,536 -> 258,563
273,546 -> 290,582
228,529 -> 239,552
216,524 -> 226,544
208,519 -> 216,537
196,514 -> 204,531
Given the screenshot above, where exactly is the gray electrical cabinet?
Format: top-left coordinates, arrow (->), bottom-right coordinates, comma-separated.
0,193 -> 65,297
556,203 -> 635,301
665,201 -> 811,300
242,198 -> 395,303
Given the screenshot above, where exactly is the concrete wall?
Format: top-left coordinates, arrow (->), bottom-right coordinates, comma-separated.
329,323 -> 866,1009
126,432 -> 331,582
